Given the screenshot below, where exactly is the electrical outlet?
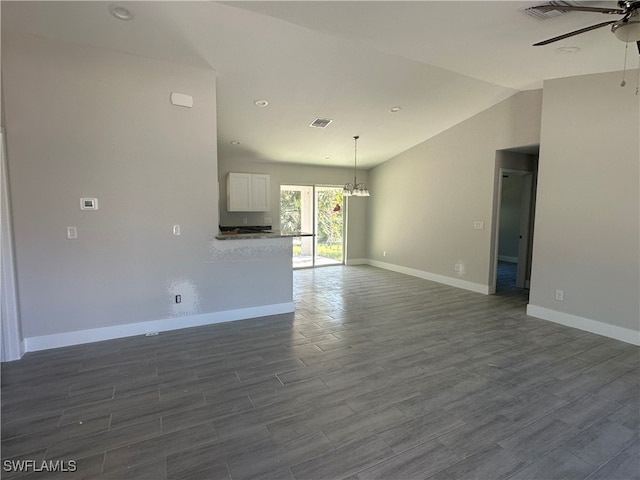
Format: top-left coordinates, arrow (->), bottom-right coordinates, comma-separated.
173,225 -> 181,236
67,226 -> 78,239
454,263 -> 461,272
555,289 -> 564,301
264,217 -> 272,225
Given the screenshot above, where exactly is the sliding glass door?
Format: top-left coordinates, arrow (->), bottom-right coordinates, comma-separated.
280,185 -> 344,268
314,186 -> 343,266
280,185 -> 314,268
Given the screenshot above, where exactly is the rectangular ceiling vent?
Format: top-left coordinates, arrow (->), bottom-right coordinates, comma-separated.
309,118 -> 333,129
523,1 -> 580,20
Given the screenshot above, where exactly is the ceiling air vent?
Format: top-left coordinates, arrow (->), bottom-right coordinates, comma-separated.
309,118 -> 333,129
523,1 -> 580,20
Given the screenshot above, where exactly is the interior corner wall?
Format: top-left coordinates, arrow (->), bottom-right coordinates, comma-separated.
2,33 -> 293,350
366,89 -> 542,292
528,70 -> 640,344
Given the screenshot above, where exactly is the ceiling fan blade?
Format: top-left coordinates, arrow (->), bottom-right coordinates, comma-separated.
527,5 -> 625,15
533,20 -> 617,45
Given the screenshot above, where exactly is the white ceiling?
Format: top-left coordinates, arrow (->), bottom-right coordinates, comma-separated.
1,1 -> 631,168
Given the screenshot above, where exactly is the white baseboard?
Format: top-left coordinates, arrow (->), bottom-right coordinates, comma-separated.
345,258 -> 368,266
526,304 -> 640,346
498,255 -> 518,263
23,302 -> 295,353
367,259 -> 490,295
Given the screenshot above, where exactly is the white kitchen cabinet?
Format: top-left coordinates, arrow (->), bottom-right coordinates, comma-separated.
227,173 -> 270,212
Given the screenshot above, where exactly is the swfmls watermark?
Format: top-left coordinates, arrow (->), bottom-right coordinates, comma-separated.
3,459 -> 77,473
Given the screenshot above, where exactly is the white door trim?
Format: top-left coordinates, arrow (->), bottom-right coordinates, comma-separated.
516,172 -> 534,288
491,167 -> 533,294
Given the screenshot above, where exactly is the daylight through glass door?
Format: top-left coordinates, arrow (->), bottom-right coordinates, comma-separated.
314,186 -> 343,267
280,185 -> 344,268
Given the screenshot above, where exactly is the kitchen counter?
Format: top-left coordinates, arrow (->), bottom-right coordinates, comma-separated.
215,230 -> 314,240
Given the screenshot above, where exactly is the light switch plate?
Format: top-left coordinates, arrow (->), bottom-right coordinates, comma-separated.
67,226 -> 77,239
173,225 -> 181,236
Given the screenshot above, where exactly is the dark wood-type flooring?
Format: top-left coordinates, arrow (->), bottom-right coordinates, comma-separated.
2,265 -> 639,479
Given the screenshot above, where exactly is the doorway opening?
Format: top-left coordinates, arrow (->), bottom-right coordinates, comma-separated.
491,149 -> 539,297
280,185 -> 344,269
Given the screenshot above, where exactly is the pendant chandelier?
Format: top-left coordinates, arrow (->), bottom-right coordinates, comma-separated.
343,135 -> 370,197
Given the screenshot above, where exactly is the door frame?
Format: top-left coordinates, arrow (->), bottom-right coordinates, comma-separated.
516,173 -> 534,288
490,167 -> 535,294
280,184 -> 345,269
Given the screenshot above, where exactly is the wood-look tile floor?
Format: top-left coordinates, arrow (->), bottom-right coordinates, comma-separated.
2,265 -> 639,479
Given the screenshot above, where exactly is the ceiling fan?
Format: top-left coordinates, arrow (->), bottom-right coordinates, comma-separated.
527,0 -> 640,52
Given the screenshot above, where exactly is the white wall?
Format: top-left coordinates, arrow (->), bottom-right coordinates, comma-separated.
528,71 -> 640,344
366,90 -> 542,293
218,158 -> 368,262
2,33 -> 293,351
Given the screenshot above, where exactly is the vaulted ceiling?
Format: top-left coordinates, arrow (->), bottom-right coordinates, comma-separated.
2,1 -> 631,168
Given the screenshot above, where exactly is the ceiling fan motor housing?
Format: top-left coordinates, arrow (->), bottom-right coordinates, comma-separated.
618,0 -> 638,11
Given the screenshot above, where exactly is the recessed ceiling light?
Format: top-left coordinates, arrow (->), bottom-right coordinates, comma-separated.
554,46 -> 580,54
230,140 -> 241,145
254,99 -> 269,107
108,4 -> 134,21
389,106 -> 402,113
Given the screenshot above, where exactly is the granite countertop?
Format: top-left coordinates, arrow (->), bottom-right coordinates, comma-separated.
215,230 -> 314,240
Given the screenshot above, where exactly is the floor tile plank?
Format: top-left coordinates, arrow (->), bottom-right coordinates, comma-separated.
2,265 -> 637,480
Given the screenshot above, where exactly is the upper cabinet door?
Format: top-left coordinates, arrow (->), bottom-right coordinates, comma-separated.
251,174 -> 270,212
227,173 -> 252,211
227,172 -> 270,212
